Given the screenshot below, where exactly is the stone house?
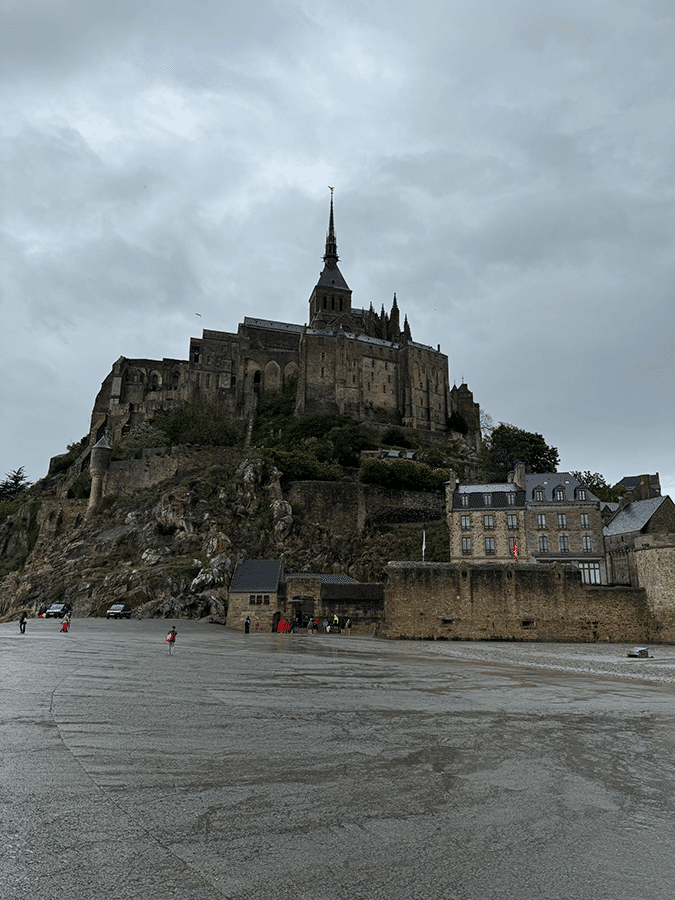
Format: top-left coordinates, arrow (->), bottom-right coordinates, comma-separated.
88,194 -> 481,452
447,466 -> 606,583
227,562 -> 384,632
603,494 -> 675,586
227,559 -> 284,633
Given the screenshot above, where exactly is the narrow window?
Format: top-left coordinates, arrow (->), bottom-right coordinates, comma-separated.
507,514 -> 517,530
537,514 -> 547,529
461,494 -> 469,508
484,515 -> 494,530
249,595 -> 255,605
578,489 -> 587,500
582,535 -> 592,552
559,535 -> 570,553
483,493 -> 492,507
555,488 -> 565,501
538,535 -> 548,552
506,493 -> 516,505
557,513 -> 567,528
485,537 -> 495,555
462,536 -> 472,554
461,515 -> 471,530
580,513 -> 590,529
535,489 -> 544,501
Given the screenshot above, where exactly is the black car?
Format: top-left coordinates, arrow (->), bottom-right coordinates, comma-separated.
45,602 -> 72,619
106,603 -> 132,619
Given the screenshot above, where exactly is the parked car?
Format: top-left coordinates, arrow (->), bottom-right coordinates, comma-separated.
106,603 -> 132,619
45,602 -> 72,619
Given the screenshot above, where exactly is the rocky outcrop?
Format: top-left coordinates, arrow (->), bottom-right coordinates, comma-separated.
0,449 -> 447,622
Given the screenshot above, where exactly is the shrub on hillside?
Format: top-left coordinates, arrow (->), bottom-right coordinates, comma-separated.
359,458 -> 451,492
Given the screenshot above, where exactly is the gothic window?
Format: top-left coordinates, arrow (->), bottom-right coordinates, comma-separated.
485,537 -> 495,555
230,375 -> 236,387
321,368 -> 324,378
352,375 -> 356,383
557,514 -> 567,528
461,515 -> 470,530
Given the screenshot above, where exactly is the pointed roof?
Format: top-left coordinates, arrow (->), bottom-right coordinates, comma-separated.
603,496 -> 668,537
316,189 -> 350,291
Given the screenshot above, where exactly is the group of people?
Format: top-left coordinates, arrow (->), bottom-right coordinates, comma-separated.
307,615 -> 352,635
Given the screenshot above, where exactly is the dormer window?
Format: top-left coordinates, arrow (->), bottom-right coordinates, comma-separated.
483,493 -> 492,507
555,488 -> 566,501
461,494 -> 469,507
534,488 -> 544,501
578,489 -> 587,501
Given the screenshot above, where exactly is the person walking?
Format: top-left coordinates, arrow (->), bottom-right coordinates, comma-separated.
244,616 -> 251,634
166,625 -> 177,654
60,613 -> 70,633
19,612 -> 27,634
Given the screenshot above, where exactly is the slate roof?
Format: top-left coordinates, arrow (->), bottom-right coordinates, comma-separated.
457,483 -> 517,493
243,318 -> 303,334
618,474 -> 661,494
316,260 -> 350,291
603,496 -> 668,537
229,560 -> 282,593
525,472 -> 599,503
286,573 -> 358,584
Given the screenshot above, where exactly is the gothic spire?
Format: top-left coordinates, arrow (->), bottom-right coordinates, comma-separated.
324,186 -> 338,263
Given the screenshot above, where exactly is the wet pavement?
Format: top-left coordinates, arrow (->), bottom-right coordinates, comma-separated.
2,618 -> 675,900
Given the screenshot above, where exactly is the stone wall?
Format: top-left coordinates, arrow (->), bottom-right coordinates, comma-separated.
102,446 -> 249,497
287,481 -> 444,535
633,535 -> 675,642
384,561 -> 650,642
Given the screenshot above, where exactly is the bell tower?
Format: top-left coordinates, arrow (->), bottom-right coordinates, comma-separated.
309,188 -> 352,327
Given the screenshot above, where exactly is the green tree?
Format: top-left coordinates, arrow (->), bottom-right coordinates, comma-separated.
482,423 -> 559,482
0,467 -> 31,501
570,471 -> 625,503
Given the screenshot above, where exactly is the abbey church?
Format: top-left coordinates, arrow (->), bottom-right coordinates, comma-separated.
89,196 -> 480,448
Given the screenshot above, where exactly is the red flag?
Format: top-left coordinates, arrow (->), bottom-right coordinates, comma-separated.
511,537 -> 519,562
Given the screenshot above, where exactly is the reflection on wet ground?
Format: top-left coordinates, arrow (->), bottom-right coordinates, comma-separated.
2,619 -> 675,900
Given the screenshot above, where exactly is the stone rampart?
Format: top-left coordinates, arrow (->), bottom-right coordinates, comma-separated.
633,535 -> 675,641
384,562 -> 650,643
102,446 -> 248,497
287,481 -> 444,534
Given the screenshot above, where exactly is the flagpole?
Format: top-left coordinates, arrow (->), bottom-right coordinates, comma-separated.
422,527 -> 426,562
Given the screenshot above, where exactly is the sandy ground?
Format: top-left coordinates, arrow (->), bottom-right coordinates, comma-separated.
2,618 -> 674,900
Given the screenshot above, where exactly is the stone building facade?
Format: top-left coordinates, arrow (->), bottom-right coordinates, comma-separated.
447,466 -> 607,583
88,195 -> 481,451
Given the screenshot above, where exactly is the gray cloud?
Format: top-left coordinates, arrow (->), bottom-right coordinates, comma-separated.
1,0 -> 673,498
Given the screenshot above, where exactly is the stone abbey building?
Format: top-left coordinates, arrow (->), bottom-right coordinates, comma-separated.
89,195 -> 480,448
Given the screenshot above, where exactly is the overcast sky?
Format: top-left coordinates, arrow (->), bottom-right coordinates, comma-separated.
2,0 -> 673,497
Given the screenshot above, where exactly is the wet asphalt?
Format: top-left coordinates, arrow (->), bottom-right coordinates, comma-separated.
2,618 -> 675,900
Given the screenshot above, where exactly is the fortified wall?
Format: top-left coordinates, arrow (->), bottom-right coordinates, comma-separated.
287,481 -> 444,535
633,534 -> 675,641
385,562 -> 650,643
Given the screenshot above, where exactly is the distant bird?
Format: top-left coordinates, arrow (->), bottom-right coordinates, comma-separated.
195,312 -> 202,317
